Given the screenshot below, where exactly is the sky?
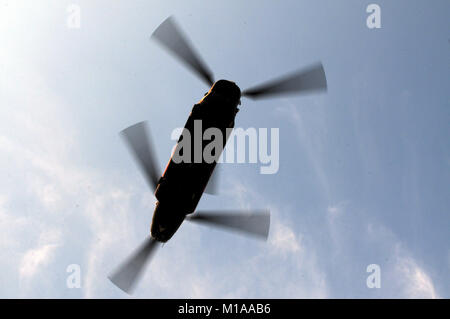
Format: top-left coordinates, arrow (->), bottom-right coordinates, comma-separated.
0,0 -> 449,298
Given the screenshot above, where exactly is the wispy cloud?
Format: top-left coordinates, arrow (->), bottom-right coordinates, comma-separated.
394,252 -> 439,299
326,202 -> 441,298
19,239 -> 60,279
270,221 -> 301,255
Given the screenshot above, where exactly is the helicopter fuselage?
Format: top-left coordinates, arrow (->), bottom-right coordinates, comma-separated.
150,80 -> 241,242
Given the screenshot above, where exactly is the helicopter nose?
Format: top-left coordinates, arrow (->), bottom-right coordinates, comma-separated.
151,224 -> 169,243
150,201 -> 185,243
150,220 -> 169,242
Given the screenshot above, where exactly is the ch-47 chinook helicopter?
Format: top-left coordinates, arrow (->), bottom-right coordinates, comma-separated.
108,16 -> 327,293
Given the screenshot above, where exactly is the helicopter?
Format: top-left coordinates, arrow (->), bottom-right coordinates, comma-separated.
108,16 -> 327,293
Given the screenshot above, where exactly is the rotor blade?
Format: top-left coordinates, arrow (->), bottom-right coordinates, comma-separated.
121,122 -> 161,191
152,16 -> 214,86
242,63 -> 327,99
108,237 -> 160,294
187,210 -> 270,240
204,165 -> 220,195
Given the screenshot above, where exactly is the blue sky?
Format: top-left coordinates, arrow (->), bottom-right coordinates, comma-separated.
0,0 -> 448,298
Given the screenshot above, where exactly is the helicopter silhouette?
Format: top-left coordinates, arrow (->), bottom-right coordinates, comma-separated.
108,16 -> 327,293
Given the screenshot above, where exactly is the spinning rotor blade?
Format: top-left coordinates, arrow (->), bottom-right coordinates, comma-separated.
152,16 -> 214,86
187,210 -> 270,240
121,122 -> 161,191
242,63 -> 327,99
204,166 -> 220,195
108,237 -> 160,294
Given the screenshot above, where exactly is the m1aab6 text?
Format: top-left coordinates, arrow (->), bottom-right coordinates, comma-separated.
223,303 -> 271,314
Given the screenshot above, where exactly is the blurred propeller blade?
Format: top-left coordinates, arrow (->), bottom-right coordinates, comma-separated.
242,63 -> 327,99
187,210 -> 270,240
108,237 -> 160,294
121,122 -> 161,191
152,16 -> 214,86
204,165 -> 220,195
